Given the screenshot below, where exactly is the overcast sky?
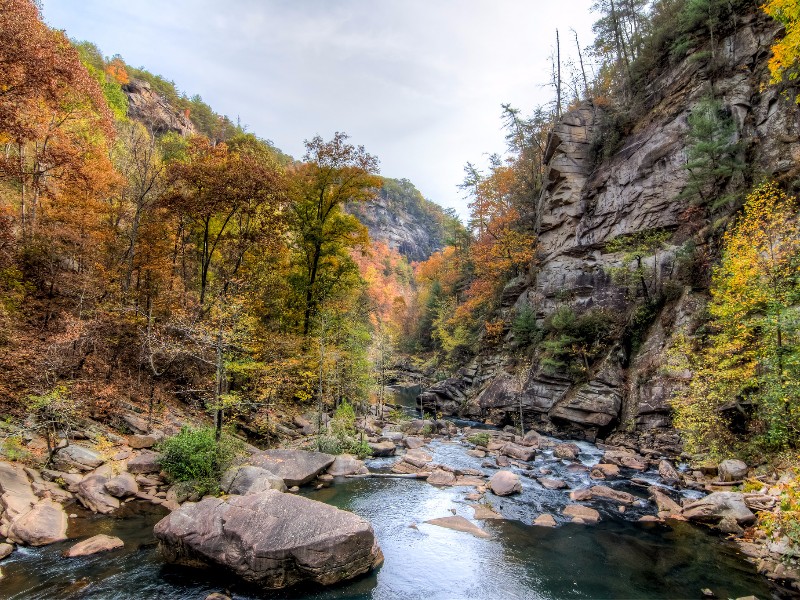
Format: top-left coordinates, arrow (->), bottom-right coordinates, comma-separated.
41,0 -> 597,219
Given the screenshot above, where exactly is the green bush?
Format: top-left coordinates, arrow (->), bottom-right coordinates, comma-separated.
511,306 -> 540,347
157,427 -> 244,495
467,432 -> 491,447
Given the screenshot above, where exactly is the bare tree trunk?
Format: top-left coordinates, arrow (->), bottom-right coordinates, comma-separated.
556,29 -> 562,118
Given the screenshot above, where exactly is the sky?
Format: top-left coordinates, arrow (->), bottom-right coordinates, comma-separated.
41,0 -> 597,219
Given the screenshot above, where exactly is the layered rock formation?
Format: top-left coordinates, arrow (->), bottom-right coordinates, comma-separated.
123,79 -> 196,136
420,11 -> 800,447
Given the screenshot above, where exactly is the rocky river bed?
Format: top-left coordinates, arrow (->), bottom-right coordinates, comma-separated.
0,420 -> 782,600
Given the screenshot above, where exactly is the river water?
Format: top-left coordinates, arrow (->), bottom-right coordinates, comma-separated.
0,391 -> 776,599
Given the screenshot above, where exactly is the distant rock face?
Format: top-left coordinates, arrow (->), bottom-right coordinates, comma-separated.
154,491 -> 383,589
123,79 -> 196,137
347,178 -> 446,262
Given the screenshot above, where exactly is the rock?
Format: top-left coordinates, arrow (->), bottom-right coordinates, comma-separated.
593,463 -> 620,478
425,516 -> 490,538
427,469 -> 457,486
539,477 -> 568,490
154,490 -> 382,588
52,445 -> 105,472
520,430 -> 542,448
367,441 -> 396,457
40,469 -> 82,493
658,460 -> 681,485
404,436 -> 425,449
496,455 -> 510,467
563,504 -> 600,524
471,504 -> 504,520
553,443 -> 580,460
589,485 -> 636,504
63,534 -> 124,557
0,461 -> 37,521
638,515 -> 662,523
249,450 -> 336,487
467,449 -> 486,458
77,474 -> 120,514
488,470 -> 522,496
603,450 -> 648,471
570,488 -> 593,501
128,433 -> 162,449
683,492 -> 756,526
0,543 -> 13,559
717,516 -> 744,535
220,466 -> 286,495
403,448 -> 433,468
501,442 -> 536,462
650,487 -> 682,516
104,473 -> 138,498
205,594 -> 231,600
8,499 -> 68,546
127,451 -> 161,474
326,455 -> 368,477
718,459 -> 748,482
123,79 -> 197,137
533,514 -> 557,527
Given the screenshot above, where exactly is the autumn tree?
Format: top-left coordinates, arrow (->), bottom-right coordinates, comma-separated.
763,0 -> 800,101
287,132 -> 380,335
673,182 -> 800,452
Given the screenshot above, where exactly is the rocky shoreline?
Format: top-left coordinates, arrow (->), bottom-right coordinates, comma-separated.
1,407 -> 798,597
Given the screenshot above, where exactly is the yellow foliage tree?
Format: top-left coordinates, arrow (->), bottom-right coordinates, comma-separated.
763,0 -> 800,100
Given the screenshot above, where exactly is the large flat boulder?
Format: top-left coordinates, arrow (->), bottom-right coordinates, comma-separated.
0,462 -> 37,521
154,491 -> 383,589
425,516 -> 490,538
8,499 -> 68,546
220,466 -> 286,495
250,450 -> 335,487
64,534 -> 124,557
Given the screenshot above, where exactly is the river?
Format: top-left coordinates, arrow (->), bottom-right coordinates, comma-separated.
0,390 -> 775,599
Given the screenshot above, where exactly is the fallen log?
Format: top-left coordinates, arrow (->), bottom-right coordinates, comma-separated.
345,472 -> 429,479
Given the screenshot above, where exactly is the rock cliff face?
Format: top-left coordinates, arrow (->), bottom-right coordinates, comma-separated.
123,78 -> 196,137
420,11 -> 800,449
347,178 -> 446,262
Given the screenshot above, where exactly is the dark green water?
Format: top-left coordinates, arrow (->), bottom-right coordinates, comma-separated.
1,437 -> 776,600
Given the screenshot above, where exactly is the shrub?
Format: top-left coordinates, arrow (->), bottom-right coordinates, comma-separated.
512,306 -> 540,347
157,427 -> 244,495
467,432 -> 491,447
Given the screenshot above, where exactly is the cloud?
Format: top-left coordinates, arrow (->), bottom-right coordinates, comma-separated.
43,0 -> 597,219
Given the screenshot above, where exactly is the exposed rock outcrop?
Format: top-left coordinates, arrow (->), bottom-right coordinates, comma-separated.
123,79 -> 196,137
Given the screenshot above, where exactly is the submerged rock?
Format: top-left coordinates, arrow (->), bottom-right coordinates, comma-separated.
64,534 -> 124,557
425,516 -> 490,538
533,514 -> 557,527
250,450 -> 335,487
154,490 -> 383,589
563,504 -> 600,524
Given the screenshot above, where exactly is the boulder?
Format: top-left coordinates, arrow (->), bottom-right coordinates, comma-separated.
650,487 -> 683,517
52,445 -> 104,472
40,469 -> 82,493
326,455 -> 368,477
533,514 -> 557,527
120,413 -> 150,435
64,534 -> 124,557
520,430 -> 542,448
553,443 -> 580,461
104,473 -> 138,498
8,499 -> 68,546
563,504 -> 600,524
403,448 -> 433,468
718,459 -> 748,482
471,504 -> 504,520
128,433 -> 163,450
501,442 -> 536,462
77,474 -> 120,514
603,450 -> 648,471
570,488 -> 593,501
658,460 -> 681,485
425,516 -> 490,538
488,470 -> 522,496
467,449 -> 486,458
0,542 -> 13,559
589,485 -> 636,504
367,441 -> 396,457
0,461 -> 37,521
154,490 -> 383,588
127,451 -> 161,474
250,450 -> 336,487
539,477 -> 568,490
404,436 -> 425,449
220,466 -> 286,495
683,492 -> 756,526
593,463 -> 620,478
427,469 -> 457,486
